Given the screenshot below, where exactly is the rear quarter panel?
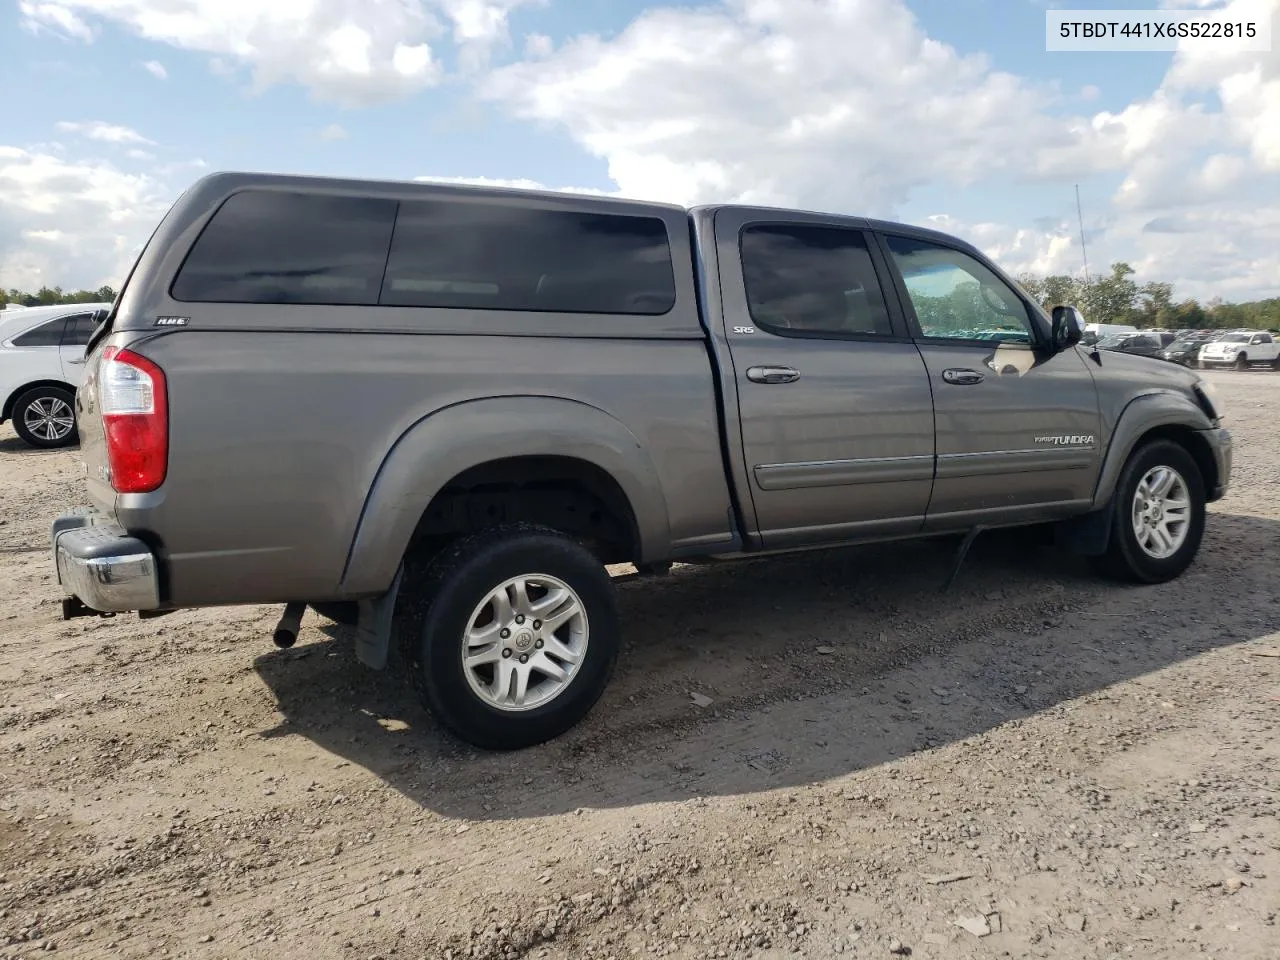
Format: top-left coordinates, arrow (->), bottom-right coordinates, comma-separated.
118,329 -> 732,605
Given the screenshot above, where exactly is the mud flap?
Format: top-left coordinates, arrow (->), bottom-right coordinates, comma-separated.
1054,506 -> 1114,557
354,564 -> 404,670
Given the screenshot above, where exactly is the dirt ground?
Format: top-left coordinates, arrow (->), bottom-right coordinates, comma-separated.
2,369 -> 1278,960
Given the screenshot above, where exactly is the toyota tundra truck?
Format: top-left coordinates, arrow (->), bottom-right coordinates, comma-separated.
51,172 -> 1233,750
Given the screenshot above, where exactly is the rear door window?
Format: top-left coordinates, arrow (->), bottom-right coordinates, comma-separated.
379,201 -> 677,315
171,191 -> 398,305
60,314 -> 97,346
738,224 -> 895,337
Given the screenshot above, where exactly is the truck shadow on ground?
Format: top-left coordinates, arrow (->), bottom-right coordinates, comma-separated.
252,511 -> 1280,822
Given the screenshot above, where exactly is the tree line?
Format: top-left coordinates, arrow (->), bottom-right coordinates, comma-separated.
2,261 -> 1277,330
2,285 -> 118,308
1015,262 -> 1279,331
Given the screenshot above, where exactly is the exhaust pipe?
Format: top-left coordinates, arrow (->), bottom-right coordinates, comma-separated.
272,602 -> 306,649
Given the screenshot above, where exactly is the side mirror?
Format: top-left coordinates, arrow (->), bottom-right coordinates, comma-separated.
1050,305 -> 1085,351
90,308 -> 108,326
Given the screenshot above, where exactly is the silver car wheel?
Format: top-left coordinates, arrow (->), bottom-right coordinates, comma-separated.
461,573 -> 589,713
1131,465 -> 1191,560
22,396 -> 75,442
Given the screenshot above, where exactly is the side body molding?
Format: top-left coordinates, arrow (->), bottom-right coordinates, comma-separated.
339,395 -> 672,596
1090,390 -> 1215,509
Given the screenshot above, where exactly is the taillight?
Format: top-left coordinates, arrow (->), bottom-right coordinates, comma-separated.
99,345 -> 168,493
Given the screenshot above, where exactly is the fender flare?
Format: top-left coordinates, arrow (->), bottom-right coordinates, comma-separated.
339,394 -> 672,597
1090,390 -> 1215,509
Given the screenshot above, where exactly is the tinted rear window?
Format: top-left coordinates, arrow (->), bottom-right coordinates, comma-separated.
10,318 -> 66,347
380,201 -> 676,315
170,189 -> 677,316
61,314 -> 97,346
171,191 -> 398,305
739,224 -> 894,337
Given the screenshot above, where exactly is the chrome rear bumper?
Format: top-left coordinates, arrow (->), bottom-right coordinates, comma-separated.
51,509 -> 160,615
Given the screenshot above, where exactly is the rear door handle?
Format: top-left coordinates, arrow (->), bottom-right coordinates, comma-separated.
941,368 -> 984,385
66,357 -> 87,365
746,365 -> 800,384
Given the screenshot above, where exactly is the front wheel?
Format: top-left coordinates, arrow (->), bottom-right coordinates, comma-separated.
397,523 -> 620,750
12,386 -> 78,448
1092,440 -> 1206,584
1235,352 -> 1250,371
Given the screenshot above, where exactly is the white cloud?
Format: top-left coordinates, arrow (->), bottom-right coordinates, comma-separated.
19,0 -> 542,104
0,147 -> 172,292
319,123 -> 349,141
524,32 -> 553,58
142,59 -> 168,79
482,0 -> 1076,211
55,121 -> 154,145
441,0 -> 545,70
479,0 -> 1280,301
17,1 -> 93,40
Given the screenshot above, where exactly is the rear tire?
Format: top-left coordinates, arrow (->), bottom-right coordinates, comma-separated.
12,386 -> 78,449
1092,439 -> 1206,584
396,522 -> 620,750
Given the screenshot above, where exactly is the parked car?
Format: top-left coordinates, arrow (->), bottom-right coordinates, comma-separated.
1198,331 -> 1280,370
1082,322 -> 1137,346
1095,332 -> 1164,357
0,302 -> 111,448
1158,336 -> 1207,367
50,172 -> 1232,750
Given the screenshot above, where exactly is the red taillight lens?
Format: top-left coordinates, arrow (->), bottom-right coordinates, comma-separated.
99,345 -> 168,493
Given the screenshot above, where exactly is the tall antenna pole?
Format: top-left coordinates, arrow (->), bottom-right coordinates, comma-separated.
1075,184 -> 1090,286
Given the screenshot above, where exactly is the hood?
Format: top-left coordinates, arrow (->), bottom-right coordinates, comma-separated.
1084,344 -> 1201,390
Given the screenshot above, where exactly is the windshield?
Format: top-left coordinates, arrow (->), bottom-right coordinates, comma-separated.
1096,335 -> 1130,348
1221,333 -> 1250,343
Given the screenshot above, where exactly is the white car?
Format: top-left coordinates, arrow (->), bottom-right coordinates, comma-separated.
1198,330 -> 1280,371
0,302 -> 111,449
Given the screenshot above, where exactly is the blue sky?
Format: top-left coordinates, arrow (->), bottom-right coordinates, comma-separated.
1,0 -> 1277,301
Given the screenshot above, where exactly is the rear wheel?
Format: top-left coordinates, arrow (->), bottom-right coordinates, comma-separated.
1092,439 -> 1205,584
396,522 -> 620,750
1271,355 -> 1280,371
12,386 -> 78,449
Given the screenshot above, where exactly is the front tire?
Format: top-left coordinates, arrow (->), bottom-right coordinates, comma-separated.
12,386 -> 78,449
1235,352 -> 1249,371
1092,439 -> 1206,584
397,523 -> 620,750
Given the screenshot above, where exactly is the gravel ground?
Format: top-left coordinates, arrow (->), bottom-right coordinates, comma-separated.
1,369 -> 1278,960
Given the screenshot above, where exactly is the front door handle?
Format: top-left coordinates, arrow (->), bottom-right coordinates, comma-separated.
747,365 -> 800,384
941,368 -> 984,385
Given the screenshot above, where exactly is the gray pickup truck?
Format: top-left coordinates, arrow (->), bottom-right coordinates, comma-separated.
51,172 -> 1232,750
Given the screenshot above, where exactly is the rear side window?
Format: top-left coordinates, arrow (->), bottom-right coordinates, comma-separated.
10,318 -> 66,347
739,224 -> 894,337
380,201 -> 676,315
171,191 -> 398,305
60,314 -> 97,346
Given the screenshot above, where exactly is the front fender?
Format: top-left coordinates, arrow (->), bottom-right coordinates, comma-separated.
339,395 -> 671,595
1091,390 -> 1215,508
